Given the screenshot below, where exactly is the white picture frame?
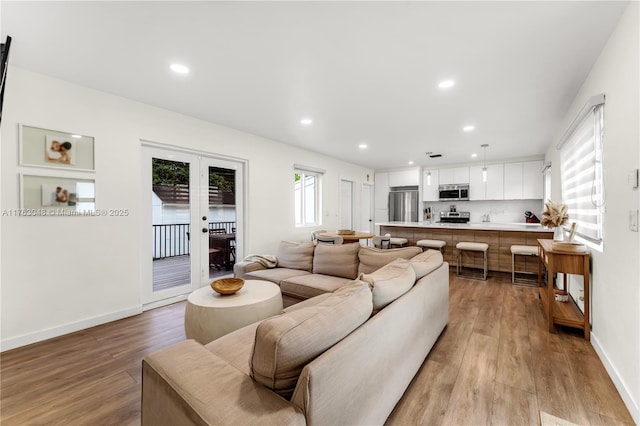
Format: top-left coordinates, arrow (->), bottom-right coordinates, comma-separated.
20,173 -> 96,214
19,124 -> 95,172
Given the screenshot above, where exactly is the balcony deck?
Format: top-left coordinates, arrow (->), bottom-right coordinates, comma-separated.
153,255 -> 231,292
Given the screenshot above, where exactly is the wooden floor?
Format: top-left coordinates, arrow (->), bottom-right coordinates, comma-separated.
0,271 -> 634,425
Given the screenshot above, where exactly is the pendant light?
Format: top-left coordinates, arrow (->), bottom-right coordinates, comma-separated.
481,144 -> 489,182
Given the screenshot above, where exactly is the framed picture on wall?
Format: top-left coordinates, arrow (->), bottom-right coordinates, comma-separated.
19,124 -> 95,171
20,174 -> 96,213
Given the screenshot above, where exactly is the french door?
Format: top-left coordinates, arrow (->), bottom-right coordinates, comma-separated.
141,145 -> 244,307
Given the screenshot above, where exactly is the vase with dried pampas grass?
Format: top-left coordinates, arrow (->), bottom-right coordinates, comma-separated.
541,200 -> 569,241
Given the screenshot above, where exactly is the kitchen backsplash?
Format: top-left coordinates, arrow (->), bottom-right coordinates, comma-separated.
423,199 -> 545,223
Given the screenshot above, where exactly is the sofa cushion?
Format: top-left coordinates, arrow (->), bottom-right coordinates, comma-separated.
277,241 -> 315,272
250,280 -> 373,399
205,321 -> 260,376
409,249 -> 444,280
244,268 -> 311,285
357,246 -> 422,274
312,243 -> 360,279
360,258 -> 416,310
280,274 -> 352,300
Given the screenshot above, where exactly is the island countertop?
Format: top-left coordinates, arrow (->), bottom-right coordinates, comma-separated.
377,221 -> 553,233
378,221 -> 554,273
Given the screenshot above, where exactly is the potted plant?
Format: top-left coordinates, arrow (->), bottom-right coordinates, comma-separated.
541,200 -> 569,241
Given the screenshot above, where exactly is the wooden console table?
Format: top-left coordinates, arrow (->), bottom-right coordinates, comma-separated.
537,239 -> 590,340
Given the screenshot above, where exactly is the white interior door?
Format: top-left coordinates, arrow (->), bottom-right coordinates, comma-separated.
361,183 -> 374,233
141,145 -> 245,307
339,179 -> 354,230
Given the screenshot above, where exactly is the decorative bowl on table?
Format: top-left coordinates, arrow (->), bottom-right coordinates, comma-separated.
336,229 -> 356,235
211,278 -> 244,295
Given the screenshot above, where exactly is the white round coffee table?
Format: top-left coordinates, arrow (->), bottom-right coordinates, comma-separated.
184,280 -> 283,344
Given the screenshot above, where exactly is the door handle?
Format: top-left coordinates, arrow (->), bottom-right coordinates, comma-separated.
202,228 -> 208,233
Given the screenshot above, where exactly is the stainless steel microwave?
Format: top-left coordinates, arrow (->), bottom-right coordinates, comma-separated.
438,184 -> 469,201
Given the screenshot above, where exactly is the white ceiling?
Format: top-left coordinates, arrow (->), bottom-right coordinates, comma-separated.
1,1 -> 628,170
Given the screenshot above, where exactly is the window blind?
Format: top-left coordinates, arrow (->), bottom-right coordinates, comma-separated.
560,104 -> 604,242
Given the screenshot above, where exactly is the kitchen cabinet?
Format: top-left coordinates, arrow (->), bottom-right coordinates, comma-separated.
522,160 -> 544,199
374,172 -> 389,209
388,168 -> 419,187
485,164 -> 504,200
504,163 -> 524,199
422,170 -> 440,201
469,166 -> 485,200
468,164 -> 503,200
504,161 -> 543,200
438,167 -> 469,185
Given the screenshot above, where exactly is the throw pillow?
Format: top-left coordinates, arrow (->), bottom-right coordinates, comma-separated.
312,242 -> 360,279
409,250 -> 444,279
357,246 -> 422,274
276,241 -> 315,272
360,258 -> 416,310
250,280 -> 373,399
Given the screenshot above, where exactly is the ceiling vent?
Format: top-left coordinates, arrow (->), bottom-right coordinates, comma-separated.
426,152 -> 442,158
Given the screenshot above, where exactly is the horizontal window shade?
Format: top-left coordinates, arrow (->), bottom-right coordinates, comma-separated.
560,104 -> 604,242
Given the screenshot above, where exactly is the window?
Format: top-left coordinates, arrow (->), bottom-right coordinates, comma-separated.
294,166 -> 323,226
559,99 -> 604,245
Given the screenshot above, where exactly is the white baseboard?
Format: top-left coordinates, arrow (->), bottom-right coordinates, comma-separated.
591,332 -> 640,424
0,305 -> 142,352
142,294 -> 187,311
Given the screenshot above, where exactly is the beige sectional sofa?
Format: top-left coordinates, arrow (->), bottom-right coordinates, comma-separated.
234,241 -> 423,305
142,244 -> 449,425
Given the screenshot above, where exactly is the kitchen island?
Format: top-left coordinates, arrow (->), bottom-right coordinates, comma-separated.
378,221 -> 553,274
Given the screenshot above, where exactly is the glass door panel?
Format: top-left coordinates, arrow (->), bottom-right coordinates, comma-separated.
201,159 -> 243,281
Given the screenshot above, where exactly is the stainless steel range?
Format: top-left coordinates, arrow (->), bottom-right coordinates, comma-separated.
439,211 -> 471,223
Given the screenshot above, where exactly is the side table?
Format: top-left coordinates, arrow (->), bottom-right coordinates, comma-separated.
185,280 -> 283,344
537,239 -> 590,340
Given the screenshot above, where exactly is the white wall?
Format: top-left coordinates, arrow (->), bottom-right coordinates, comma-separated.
0,67 -> 372,350
545,3 -> 639,422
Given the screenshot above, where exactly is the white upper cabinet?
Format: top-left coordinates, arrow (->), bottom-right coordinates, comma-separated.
374,172 -> 389,209
522,160 -> 544,199
485,164 -> 504,200
439,167 -> 470,184
504,162 -> 524,199
422,170 -> 440,201
388,168 -> 420,187
469,164 -> 504,200
503,160 -> 543,199
469,166 -> 485,200
454,167 -> 470,184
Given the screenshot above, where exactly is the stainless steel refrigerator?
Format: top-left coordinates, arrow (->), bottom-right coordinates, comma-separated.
388,187 -> 419,222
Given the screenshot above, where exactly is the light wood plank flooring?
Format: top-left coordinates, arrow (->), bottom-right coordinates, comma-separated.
1,271 -> 634,425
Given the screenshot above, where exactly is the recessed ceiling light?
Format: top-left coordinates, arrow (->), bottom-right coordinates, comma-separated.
300,118 -> 313,125
438,79 -> 455,89
71,134 -> 82,138
170,63 -> 189,74
471,153 -> 478,158
358,143 -> 368,149
408,161 -> 414,165
463,125 -> 475,132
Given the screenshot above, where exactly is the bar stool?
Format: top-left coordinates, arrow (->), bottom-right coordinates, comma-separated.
511,245 -> 539,285
456,242 -> 489,280
416,239 -> 446,255
384,233 -> 408,248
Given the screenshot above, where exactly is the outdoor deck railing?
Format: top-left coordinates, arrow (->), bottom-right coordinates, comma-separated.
152,221 -> 236,259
